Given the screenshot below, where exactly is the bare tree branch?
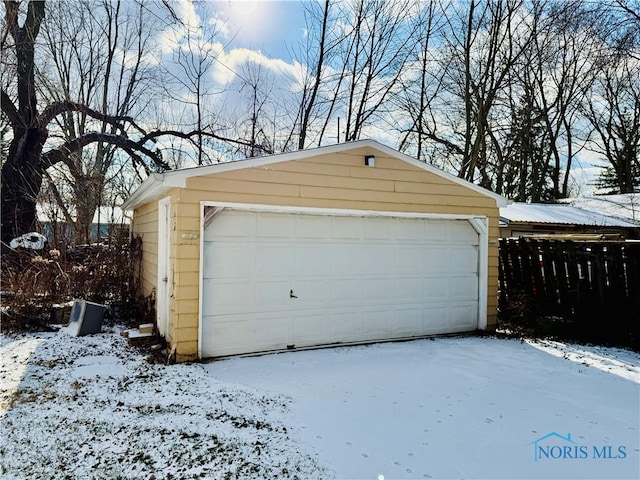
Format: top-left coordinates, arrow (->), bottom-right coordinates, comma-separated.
140,129 -> 272,155
3,0 -> 20,41
422,131 -> 465,156
37,100 -> 145,135
41,131 -> 169,171
42,169 -> 75,225
0,88 -> 20,125
616,0 -> 640,23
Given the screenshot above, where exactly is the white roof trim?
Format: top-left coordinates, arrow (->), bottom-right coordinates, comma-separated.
121,173 -> 168,210
122,139 -> 510,210
200,201 -> 490,221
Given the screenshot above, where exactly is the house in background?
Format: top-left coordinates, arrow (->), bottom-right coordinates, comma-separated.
499,203 -> 640,240
123,139 -> 509,361
37,204 -> 129,243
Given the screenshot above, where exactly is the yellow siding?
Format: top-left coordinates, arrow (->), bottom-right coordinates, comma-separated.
165,192 -> 202,359
132,201 -> 159,298
298,185 -> 496,207
177,216 -> 201,232
134,147 -> 502,360
176,299 -> 199,315
175,340 -> 198,362
179,188 -> 494,216
174,244 -> 200,260
173,326 -> 198,343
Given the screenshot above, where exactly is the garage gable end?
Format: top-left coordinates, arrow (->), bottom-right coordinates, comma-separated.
184,146 -> 502,213
123,140 -> 507,211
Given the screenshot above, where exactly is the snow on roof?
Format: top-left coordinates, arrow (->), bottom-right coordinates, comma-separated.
500,203 -> 638,227
560,194 -> 640,225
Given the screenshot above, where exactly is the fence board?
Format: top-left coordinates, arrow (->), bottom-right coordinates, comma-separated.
498,238 -> 640,348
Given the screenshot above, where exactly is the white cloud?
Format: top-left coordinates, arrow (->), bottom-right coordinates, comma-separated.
176,0 -> 201,32
115,47 -> 161,68
159,0 -> 203,54
208,13 -> 231,39
211,48 -> 305,88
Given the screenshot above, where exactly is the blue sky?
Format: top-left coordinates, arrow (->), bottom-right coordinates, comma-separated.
154,0 -> 603,194
212,1 -> 309,60
157,0 -> 311,95
147,1 -> 312,137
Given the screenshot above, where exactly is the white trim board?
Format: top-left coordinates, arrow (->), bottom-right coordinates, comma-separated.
157,197 -> 171,338
200,201 -> 490,221
197,202 -> 490,358
123,139 -> 510,210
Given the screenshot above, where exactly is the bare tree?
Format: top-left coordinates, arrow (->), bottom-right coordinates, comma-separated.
538,1 -> 600,199
163,16 -> 220,166
2,0 -> 57,243
584,52 -> 640,193
411,0 -> 530,188
293,0 -> 334,150
35,0 -> 160,243
407,0 -> 602,202
603,0 -> 640,60
577,0 -> 640,193
0,0 -> 236,244
341,0 -> 419,141
395,0 -> 443,162
494,0 -> 597,201
233,61 -> 276,158
299,0 -> 419,145
457,0 -> 527,187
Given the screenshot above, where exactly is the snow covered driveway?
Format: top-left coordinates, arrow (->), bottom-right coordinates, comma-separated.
1,330 -> 638,479
207,336 -> 640,480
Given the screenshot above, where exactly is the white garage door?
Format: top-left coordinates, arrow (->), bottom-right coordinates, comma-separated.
201,209 -> 479,358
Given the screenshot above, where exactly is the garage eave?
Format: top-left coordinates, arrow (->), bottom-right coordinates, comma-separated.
122,140 -> 511,210
121,173 -> 170,211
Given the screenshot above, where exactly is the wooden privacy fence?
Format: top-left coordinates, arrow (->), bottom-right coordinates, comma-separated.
498,238 -> 640,347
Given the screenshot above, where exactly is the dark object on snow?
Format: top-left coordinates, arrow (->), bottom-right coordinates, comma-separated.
67,299 -> 106,336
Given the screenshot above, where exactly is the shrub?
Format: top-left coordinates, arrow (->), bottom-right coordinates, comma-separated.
0,232 -> 154,332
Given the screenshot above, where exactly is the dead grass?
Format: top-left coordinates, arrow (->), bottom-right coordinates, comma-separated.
1,232 -> 154,333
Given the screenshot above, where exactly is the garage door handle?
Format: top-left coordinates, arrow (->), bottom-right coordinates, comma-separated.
289,289 -> 298,299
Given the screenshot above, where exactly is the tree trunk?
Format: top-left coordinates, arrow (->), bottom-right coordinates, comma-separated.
1,128 -> 47,244
2,0 -> 47,245
73,174 -> 103,244
298,0 -> 330,150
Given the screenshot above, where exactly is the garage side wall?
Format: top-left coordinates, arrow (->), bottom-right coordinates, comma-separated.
169,192 -> 200,360
131,200 -> 159,299
173,148 -> 500,360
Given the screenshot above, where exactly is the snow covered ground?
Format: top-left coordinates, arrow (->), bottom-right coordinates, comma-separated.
1,330 -> 638,480
208,336 -> 640,480
0,329 -> 326,479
